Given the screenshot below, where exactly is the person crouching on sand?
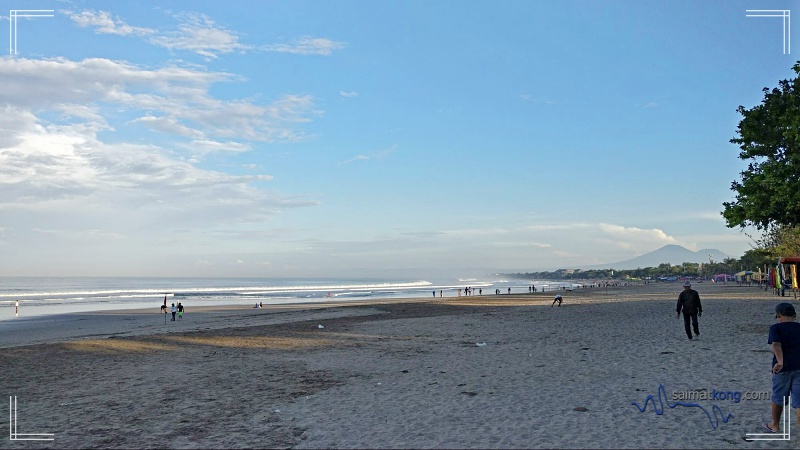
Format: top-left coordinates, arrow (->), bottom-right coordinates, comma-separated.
552,294 -> 562,307
763,302 -> 800,433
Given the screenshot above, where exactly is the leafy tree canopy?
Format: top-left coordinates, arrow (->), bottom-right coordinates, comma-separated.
723,62 -> 800,231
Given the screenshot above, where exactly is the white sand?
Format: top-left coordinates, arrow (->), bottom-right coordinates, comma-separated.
0,282 -> 796,448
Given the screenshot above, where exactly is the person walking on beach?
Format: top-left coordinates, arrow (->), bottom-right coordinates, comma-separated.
170,303 -> 177,321
762,302 -> 800,433
177,302 -> 184,320
676,281 -> 702,340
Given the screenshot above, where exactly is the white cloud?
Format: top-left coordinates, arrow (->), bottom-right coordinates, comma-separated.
131,115 -> 205,139
339,91 -> 359,98
261,36 -> 345,55
67,10 -> 343,61
0,127 -> 315,227
150,13 -> 251,59
67,10 -> 155,36
0,56 -> 320,256
0,57 -> 318,147
597,223 -> 677,245
186,139 -> 253,154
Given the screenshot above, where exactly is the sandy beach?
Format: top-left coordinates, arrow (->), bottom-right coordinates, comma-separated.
1,281 -> 797,448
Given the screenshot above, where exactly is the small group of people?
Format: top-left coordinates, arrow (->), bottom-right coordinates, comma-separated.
674,279 -> 800,435
161,302 -> 184,321
458,287 -> 481,296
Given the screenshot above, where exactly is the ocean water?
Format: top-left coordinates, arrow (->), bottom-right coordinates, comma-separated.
0,276 -> 584,320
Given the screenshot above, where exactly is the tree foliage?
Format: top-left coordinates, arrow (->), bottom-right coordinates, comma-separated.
772,225 -> 800,257
722,62 -> 800,231
508,257 -> 745,281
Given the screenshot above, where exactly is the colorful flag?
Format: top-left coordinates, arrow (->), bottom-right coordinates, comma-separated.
793,264 -> 798,290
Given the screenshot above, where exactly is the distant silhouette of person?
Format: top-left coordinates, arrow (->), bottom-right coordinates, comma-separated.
507,287 -> 511,294
177,302 -> 184,320
170,303 -> 177,321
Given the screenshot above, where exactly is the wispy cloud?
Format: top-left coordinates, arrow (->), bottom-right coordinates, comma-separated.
261,36 -> 345,55
339,91 -> 359,98
66,10 -> 155,36
150,13 -> 251,59
341,146 -> 395,164
520,94 -> 556,105
186,139 -> 253,154
67,10 -> 344,60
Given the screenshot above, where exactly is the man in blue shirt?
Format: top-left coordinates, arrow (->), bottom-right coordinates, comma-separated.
764,302 -> 800,433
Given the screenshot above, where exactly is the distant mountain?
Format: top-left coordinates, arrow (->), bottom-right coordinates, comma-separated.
581,245 -> 733,270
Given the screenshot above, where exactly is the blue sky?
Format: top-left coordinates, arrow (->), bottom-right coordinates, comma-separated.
0,0 -> 796,278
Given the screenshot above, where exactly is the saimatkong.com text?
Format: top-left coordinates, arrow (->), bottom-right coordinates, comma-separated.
672,389 -> 770,403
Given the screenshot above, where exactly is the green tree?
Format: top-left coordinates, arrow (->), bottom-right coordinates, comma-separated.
773,225 -> 800,257
740,247 -> 773,269
722,62 -> 800,232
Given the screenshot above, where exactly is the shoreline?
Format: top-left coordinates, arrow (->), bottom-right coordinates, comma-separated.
1,281 -> 795,448
0,282 -> 786,349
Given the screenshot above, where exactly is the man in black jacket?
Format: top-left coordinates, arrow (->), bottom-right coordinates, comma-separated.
676,281 -> 702,340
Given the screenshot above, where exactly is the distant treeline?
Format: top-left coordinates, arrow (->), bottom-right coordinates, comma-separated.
504,257 -> 754,281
